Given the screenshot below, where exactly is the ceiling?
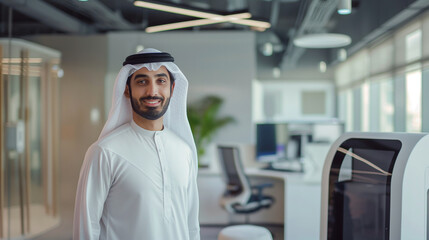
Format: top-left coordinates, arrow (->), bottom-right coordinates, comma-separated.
1,0 -> 429,78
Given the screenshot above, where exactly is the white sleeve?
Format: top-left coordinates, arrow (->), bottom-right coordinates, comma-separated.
73,145 -> 112,240
187,151 -> 201,240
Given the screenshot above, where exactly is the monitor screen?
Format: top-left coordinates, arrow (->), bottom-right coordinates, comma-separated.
256,122 -> 341,163
256,123 -> 283,162
256,123 -> 304,162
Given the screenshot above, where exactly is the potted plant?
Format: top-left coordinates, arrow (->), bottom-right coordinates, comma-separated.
187,95 -> 235,167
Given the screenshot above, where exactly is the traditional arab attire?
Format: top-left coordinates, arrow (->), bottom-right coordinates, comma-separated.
73,48 -> 200,240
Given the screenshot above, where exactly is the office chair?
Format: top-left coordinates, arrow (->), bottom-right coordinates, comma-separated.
217,146 -> 274,220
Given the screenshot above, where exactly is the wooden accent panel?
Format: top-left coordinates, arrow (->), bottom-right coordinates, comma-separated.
51,65 -> 58,217
21,50 -> 31,234
0,44 -> 4,239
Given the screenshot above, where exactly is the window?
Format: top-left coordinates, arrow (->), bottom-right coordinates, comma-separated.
405,29 -> 422,62
405,70 -> 422,132
361,82 -> 370,131
338,91 -> 347,125
379,79 -> 394,132
346,89 -> 354,132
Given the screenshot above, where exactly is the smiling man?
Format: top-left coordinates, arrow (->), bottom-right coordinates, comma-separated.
73,48 -> 200,240
126,66 -> 174,128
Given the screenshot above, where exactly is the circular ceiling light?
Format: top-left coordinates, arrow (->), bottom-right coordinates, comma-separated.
261,42 -> 273,56
293,33 -> 351,48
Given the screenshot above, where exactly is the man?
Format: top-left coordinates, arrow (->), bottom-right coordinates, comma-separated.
73,48 -> 200,240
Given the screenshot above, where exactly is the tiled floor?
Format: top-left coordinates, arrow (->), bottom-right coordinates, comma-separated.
201,224 -> 284,240
2,204 -> 60,239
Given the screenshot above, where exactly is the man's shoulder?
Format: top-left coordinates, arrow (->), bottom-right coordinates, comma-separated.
82,124 -> 134,166
95,123 -> 135,151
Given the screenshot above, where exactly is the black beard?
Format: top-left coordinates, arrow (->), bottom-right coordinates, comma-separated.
130,95 -> 171,120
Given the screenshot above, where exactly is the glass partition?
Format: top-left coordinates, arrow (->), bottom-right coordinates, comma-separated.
1,39 -> 61,239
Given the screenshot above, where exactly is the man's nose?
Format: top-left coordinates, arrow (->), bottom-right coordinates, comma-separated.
146,82 -> 159,96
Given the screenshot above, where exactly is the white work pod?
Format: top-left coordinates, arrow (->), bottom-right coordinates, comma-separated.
320,132 -> 429,240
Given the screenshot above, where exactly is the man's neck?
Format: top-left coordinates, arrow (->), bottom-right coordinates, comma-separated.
132,113 -> 164,131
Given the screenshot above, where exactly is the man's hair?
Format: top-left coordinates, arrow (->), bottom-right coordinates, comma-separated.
126,69 -> 175,87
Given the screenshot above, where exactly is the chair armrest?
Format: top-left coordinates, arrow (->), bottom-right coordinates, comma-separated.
250,183 -> 273,200
251,183 -> 273,191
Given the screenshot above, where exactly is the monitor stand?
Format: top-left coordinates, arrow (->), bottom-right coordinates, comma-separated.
263,160 -> 304,172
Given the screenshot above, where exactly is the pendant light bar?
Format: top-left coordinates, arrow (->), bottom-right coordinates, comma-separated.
134,1 -> 221,19
146,13 -> 251,33
230,19 -> 271,29
134,0 -> 271,32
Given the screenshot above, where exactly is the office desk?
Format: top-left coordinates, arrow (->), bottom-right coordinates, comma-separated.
198,168 -> 321,240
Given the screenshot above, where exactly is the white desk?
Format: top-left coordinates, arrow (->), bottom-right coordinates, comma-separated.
198,168 -> 321,240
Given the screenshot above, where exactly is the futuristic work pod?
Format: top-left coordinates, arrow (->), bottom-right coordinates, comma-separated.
320,132 -> 429,240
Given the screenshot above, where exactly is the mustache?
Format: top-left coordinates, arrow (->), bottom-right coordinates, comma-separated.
139,96 -> 164,101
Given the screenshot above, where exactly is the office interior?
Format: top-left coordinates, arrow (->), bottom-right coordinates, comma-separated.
1,0 -> 429,239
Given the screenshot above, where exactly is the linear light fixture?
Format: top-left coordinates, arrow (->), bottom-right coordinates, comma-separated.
134,0 -> 271,32
134,1 -> 222,19
230,19 -> 271,29
146,13 -> 251,33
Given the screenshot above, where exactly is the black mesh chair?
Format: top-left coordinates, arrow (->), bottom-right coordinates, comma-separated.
217,146 -> 274,221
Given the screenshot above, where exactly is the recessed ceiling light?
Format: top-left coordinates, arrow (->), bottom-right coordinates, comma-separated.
319,61 -> 327,73
338,48 -> 347,61
261,42 -> 273,56
338,0 -> 351,15
293,33 -> 351,48
273,67 -> 281,78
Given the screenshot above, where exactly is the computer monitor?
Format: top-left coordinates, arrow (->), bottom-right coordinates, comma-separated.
256,123 -> 286,162
256,123 -> 304,163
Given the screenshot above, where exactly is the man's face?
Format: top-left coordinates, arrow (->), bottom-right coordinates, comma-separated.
125,66 -> 175,121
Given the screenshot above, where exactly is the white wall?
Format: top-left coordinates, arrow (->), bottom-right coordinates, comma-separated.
254,79 -> 336,122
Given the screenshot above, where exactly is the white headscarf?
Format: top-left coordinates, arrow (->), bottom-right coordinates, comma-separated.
99,48 -> 197,167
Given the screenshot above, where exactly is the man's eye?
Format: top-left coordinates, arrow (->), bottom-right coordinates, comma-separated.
137,80 -> 146,84
158,79 -> 166,84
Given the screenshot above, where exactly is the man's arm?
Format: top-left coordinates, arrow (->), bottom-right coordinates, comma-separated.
187,151 -> 201,240
73,145 -> 112,240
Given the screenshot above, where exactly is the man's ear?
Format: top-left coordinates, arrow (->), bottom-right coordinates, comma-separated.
124,84 -> 130,99
170,81 -> 176,97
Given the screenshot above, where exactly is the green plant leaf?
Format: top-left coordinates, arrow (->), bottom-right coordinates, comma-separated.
187,95 -> 235,165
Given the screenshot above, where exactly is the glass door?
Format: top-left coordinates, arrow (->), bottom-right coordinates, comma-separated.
1,39 -> 61,239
